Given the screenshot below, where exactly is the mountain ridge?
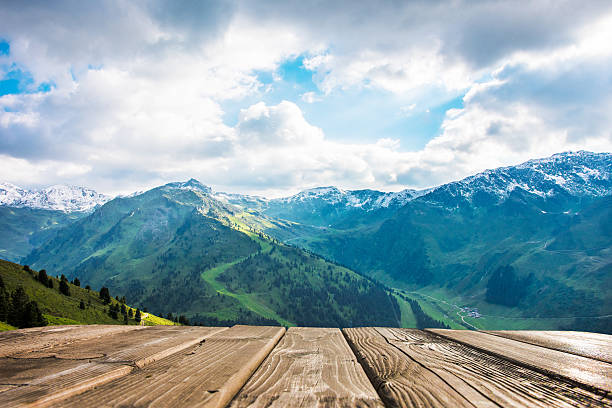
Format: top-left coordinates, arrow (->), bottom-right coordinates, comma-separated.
0,183 -> 110,213
3,151 -> 609,215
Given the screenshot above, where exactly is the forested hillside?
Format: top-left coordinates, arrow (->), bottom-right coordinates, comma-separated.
0,259 -> 174,330
21,180 -> 401,327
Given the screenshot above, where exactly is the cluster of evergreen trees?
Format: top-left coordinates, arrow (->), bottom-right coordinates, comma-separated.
166,313 -> 189,325
100,286 -> 142,324
0,275 -> 46,328
218,246 -> 401,327
35,267 -> 78,298
485,265 -> 530,307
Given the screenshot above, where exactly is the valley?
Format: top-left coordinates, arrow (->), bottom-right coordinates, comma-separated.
0,151 -> 610,332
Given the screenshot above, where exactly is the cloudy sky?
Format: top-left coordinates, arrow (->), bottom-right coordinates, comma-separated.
1,0 -> 611,196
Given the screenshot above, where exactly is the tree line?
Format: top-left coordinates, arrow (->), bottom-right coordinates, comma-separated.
0,274 -> 46,328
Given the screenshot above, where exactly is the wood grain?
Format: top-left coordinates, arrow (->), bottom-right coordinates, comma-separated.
0,324 -> 143,358
343,327 -> 474,408
380,328 -> 612,408
230,327 -> 383,408
485,330 -> 612,363
428,329 -> 612,393
0,326 -> 225,407
60,325 -> 285,408
11,325 -> 227,367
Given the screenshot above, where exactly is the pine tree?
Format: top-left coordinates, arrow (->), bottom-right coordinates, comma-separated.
107,303 -> 119,319
72,277 -> 80,287
79,300 -> 85,310
9,287 -> 29,327
37,269 -> 49,286
135,308 -> 141,323
123,313 -> 129,325
59,277 -> 70,296
0,281 -> 9,323
99,287 -> 111,304
47,279 -> 54,289
8,287 -> 47,328
22,301 -> 46,328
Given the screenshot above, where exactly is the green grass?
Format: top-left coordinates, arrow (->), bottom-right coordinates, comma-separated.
142,313 -> 177,326
44,315 -> 82,325
0,259 -> 173,330
201,231 -> 294,326
0,321 -> 16,331
394,294 -> 418,328
397,289 -> 468,329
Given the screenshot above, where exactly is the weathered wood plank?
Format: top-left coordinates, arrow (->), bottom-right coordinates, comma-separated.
230,327 -> 383,408
380,328 -> 612,408
12,325 -> 227,367
61,325 -> 285,408
484,330 -> 612,363
0,324 -> 143,358
0,326 -> 226,407
428,329 -> 612,393
343,327 -> 474,408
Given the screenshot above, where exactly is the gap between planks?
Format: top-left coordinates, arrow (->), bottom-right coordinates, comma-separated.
483,330 -> 612,364
427,329 -> 612,394
229,327 -> 384,408
0,326 -> 227,407
59,325 -> 286,408
379,328 -> 611,408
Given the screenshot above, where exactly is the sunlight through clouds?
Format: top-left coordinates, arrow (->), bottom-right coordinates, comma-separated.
0,0 -> 611,195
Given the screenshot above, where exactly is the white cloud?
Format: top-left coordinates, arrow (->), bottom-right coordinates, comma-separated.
0,1 -> 611,196
301,91 -> 321,103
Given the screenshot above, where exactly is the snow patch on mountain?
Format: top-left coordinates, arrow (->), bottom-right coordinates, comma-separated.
272,186 -> 429,211
163,178 -> 212,194
263,151 -> 611,212
0,183 -> 110,212
421,151 -> 612,205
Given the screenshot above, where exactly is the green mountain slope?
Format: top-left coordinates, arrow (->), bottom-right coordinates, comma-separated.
0,206 -> 82,262
0,259 -> 175,330
23,181 -> 401,327
279,193 -> 612,332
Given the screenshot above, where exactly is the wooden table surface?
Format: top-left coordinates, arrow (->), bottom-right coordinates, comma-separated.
0,325 -> 610,407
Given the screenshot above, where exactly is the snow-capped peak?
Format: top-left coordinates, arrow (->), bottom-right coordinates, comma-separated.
272,186 -> 428,210
164,178 -> 212,194
0,183 -> 110,212
420,151 -> 612,205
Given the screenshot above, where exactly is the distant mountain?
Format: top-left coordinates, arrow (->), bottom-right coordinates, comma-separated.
0,207 -> 81,263
248,151 -> 611,228
23,180 -> 400,327
4,150 -> 611,332
0,183 -> 109,262
0,182 -> 110,212
248,151 -> 612,333
419,151 -> 611,208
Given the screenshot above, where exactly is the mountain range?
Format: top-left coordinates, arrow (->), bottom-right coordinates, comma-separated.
0,183 -> 110,212
1,151 -> 611,331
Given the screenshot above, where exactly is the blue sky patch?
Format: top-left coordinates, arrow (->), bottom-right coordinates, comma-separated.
0,78 -> 20,96
277,55 -> 313,85
0,65 -> 54,96
0,40 -> 9,56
